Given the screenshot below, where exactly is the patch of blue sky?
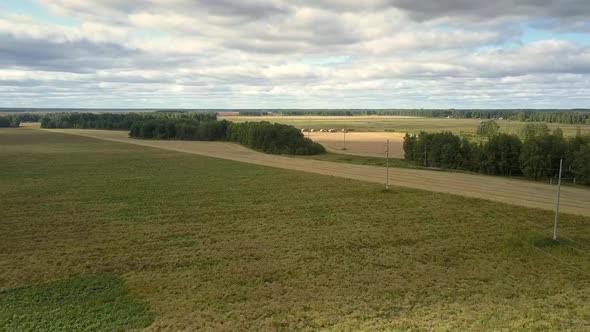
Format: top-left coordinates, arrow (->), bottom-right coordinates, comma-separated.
1,0 -> 78,26
473,22 -> 590,53
522,22 -> 590,45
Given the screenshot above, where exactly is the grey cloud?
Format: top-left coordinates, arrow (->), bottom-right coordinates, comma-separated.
190,0 -> 289,19
0,33 -> 138,72
467,42 -> 590,78
41,0 -> 590,29
1,1 -> 590,108
42,0 -> 290,23
531,19 -> 590,33
223,39 -> 305,53
387,0 -> 590,23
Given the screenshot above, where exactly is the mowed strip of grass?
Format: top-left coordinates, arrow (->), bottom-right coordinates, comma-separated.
291,153 -> 590,190
2,128 -> 590,331
292,152 -> 425,169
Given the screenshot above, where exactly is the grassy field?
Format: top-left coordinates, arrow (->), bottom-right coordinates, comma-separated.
0,274 -> 153,331
3,128 -> 590,330
221,115 -> 590,137
40,128 -> 590,216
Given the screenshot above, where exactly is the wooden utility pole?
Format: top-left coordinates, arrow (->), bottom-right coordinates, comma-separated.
553,159 -> 563,241
386,140 -> 390,190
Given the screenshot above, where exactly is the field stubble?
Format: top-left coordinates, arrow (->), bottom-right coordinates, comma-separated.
221,115 -> 590,137
222,115 -> 590,159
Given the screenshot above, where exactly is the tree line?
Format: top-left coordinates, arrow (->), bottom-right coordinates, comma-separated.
40,112 -> 217,130
0,116 -> 19,128
0,113 -> 43,128
37,112 -> 324,155
129,119 -> 325,155
226,121 -> 325,155
238,109 -> 590,125
129,118 -> 229,141
238,111 -> 270,116
403,123 -> 590,184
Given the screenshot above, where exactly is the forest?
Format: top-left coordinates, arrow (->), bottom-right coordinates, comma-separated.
226,121 -> 325,155
40,112 -> 216,130
38,112 -> 324,155
128,118 -> 325,155
129,118 -> 229,141
0,113 -> 42,127
403,122 -> 590,184
0,116 -> 19,128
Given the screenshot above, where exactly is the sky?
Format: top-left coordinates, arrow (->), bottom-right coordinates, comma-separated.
1,1 -> 590,109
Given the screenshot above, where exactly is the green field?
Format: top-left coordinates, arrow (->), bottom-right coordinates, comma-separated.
3,128 -> 590,330
222,116 -> 590,137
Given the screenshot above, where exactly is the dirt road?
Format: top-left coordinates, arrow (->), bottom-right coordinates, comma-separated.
41,128 -> 590,217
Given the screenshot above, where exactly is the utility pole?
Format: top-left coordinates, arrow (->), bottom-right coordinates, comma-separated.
343,130 -> 347,150
386,140 -> 390,190
553,158 -> 563,241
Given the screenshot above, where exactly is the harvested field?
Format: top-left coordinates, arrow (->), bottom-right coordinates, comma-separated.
221,115 -> 590,137
222,115 -> 421,120
40,128 -> 590,217
306,131 -> 405,158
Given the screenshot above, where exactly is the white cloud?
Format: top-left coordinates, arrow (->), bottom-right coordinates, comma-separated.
0,1 -> 588,107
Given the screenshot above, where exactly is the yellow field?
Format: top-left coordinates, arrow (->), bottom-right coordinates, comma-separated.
220,115 -> 590,158
39,128 -> 590,217
305,132 -> 405,158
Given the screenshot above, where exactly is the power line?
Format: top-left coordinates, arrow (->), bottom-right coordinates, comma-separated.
552,233 -> 590,252
517,236 -> 590,279
570,169 -> 590,178
514,215 -> 590,254
555,238 -> 590,258
373,150 -> 590,178
525,226 -> 590,259
490,207 -> 590,263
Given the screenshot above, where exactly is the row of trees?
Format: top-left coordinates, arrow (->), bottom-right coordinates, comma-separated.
404,129 -> 590,184
0,116 -> 20,128
238,111 -> 270,116
241,109 -> 590,125
40,112 -> 217,130
129,119 -> 325,155
129,119 -> 229,141
227,121 -> 325,155
5,108 -> 590,125
0,113 -> 43,128
35,112 -> 324,155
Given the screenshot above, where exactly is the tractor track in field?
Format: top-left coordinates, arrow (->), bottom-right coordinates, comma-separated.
39,128 -> 590,217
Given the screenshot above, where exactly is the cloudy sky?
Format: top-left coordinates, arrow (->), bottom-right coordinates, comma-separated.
1,0 -> 590,109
